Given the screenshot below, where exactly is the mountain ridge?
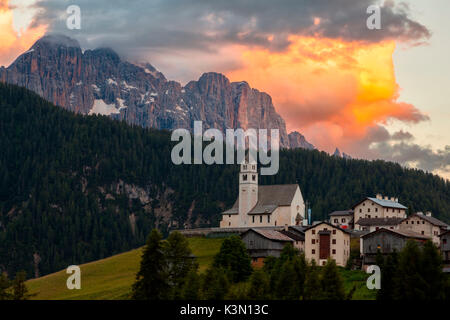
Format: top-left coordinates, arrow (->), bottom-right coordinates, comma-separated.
0,34 -> 312,149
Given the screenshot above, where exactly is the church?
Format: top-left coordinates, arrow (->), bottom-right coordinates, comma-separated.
220,163 -> 306,228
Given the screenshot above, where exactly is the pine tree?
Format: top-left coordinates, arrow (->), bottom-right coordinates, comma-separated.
0,273 -> 12,300
320,259 -> 345,300
303,260 -> 322,300
377,251 -> 398,300
213,236 -> 252,283
396,240 -> 427,300
132,229 -> 169,300
181,270 -> 201,300
420,240 -> 445,300
247,269 -> 271,300
11,271 -> 31,300
163,231 -> 198,299
201,267 -> 229,300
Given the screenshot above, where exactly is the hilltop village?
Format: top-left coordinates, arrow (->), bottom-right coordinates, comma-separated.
180,164 -> 450,271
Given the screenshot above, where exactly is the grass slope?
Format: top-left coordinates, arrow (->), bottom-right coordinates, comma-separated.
26,236 -> 376,300
27,237 -> 224,300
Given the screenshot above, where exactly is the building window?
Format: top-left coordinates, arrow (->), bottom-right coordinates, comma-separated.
333,229 -> 336,235
411,221 -> 414,224
229,215 -> 231,218
406,221 -> 408,224
312,239 -> 315,244
334,219 -> 338,223
243,165 -> 247,170
444,239 -> 447,244
312,230 -> 315,235
312,249 -> 315,254
368,208 -> 371,213
229,222 -> 231,226
341,218 -> 345,223
421,231 -> 424,235
422,221 -> 425,224
268,215 -> 270,223
243,174 -> 247,181
332,239 -> 336,244
252,175 -> 256,181
260,216 -> 262,223
360,209 -> 362,213
375,208 -> 378,212
252,165 -> 255,170
252,216 -> 255,223
332,249 -> 336,254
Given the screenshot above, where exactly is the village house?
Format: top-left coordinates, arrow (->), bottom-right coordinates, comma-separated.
329,210 -> 354,229
353,195 -> 407,230
304,221 -> 351,267
240,228 -> 295,267
355,217 -> 403,232
220,163 -> 305,228
399,212 -> 449,247
360,228 -> 429,267
440,230 -> 450,271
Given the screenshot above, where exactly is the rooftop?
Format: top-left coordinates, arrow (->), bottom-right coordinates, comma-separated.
356,217 -> 404,226
223,184 -> 299,215
329,210 -> 353,216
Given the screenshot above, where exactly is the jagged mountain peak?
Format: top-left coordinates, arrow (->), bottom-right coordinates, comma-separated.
0,34 -> 314,150
32,34 -> 81,49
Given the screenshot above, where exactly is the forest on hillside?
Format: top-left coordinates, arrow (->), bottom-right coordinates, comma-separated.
0,82 -> 449,278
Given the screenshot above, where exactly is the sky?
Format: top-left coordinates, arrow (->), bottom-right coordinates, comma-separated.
0,0 -> 449,179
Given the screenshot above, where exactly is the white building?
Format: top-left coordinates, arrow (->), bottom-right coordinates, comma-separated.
220,163 -> 305,228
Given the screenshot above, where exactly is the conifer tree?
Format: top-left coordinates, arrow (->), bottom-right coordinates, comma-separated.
303,260 -> 322,300
181,270 -> 201,300
0,273 -> 12,300
201,267 -> 229,300
396,240 -> 427,300
420,240 -> 445,300
132,229 -> 169,300
213,236 -> 252,283
163,231 -> 198,299
320,259 -> 345,300
247,269 -> 271,300
11,271 -> 31,300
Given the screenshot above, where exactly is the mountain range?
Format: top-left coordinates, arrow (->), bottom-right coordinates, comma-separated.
0,34 -> 315,150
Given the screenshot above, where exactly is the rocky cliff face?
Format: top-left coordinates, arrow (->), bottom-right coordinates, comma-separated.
0,34 -> 311,149
288,131 -> 315,150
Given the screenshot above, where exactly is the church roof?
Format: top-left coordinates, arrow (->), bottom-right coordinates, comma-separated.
222,184 -> 299,215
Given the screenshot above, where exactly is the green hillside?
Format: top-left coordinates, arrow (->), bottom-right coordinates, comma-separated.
26,237 -> 224,300
26,236 -> 375,300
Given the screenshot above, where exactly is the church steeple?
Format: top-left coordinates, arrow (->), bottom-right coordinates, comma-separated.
238,163 -> 258,224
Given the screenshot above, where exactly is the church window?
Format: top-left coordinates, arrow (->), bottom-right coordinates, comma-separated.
260,216 -> 262,223
243,165 -> 247,170
252,165 -> 255,170
268,216 -> 270,223
252,216 -> 255,223
243,174 -> 247,181
252,175 -> 256,181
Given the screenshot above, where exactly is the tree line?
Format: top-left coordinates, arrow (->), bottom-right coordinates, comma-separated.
1,82 -> 449,278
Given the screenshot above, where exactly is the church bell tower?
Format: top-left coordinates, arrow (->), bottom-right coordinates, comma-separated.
238,163 -> 258,225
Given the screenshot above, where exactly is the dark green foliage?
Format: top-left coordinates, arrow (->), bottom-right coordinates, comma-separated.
0,271 -> 31,300
201,267 -> 229,300
377,240 -> 447,300
1,82 -> 449,278
132,230 -> 169,300
163,231 -> 198,299
247,269 -> 271,300
0,273 -> 12,300
181,270 -> 201,300
320,259 -> 345,300
213,236 -> 252,283
303,260 -> 322,300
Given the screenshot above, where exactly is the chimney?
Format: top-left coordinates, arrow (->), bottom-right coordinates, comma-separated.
390,196 -> 395,201
426,212 -> 432,217
394,197 -> 398,202
284,224 -> 288,231
417,212 -> 423,215
384,196 -> 389,200
376,194 -> 382,200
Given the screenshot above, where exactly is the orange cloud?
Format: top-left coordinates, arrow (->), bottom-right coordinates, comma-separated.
227,36 -> 427,153
0,0 -> 46,67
